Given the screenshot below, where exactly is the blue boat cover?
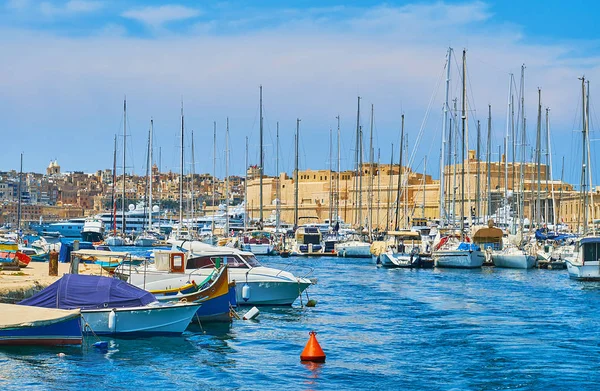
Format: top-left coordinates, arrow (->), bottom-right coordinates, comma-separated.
19,274 -> 156,310
580,237 -> 600,245
457,242 -> 481,251
58,241 -> 95,263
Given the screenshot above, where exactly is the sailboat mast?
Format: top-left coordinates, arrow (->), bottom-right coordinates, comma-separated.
423,156 -> 427,219
294,119 -> 300,228
244,136 -> 248,231
486,105 -> 492,218
225,118 -> 230,235
580,77 -> 588,234
394,115 -> 404,230
112,134 -> 117,235
259,85 -> 264,222
329,127 -> 333,225
368,104 -> 374,234
387,144 -> 393,230
17,153 -> 22,233
336,115 -> 341,223
377,148 -> 381,229
460,49 -> 466,238
149,119 -> 153,230
190,129 -> 195,229
212,121 -> 216,236
179,101 -> 184,230
143,125 -> 150,232
547,108 -> 556,225
536,89 -> 542,228
476,120 -> 481,220
505,75 -> 512,202
122,97 -> 126,234
586,81 -> 595,234
440,47 -> 452,226
519,65 -> 526,233
452,99 -> 458,224
276,123 -> 280,232
354,97 -> 361,226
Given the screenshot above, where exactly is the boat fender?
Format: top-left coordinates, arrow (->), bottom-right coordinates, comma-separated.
108,309 -> 116,333
242,283 -> 251,302
242,306 -> 260,320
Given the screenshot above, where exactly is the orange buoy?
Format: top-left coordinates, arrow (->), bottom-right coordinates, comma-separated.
300,331 -> 326,362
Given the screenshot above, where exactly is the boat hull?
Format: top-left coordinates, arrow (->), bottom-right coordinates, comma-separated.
80,303 -> 200,336
82,231 -> 103,243
0,305 -> 82,346
134,238 -> 156,247
378,252 -> 433,268
105,236 -> 125,246
433,250 -> 485,268
335,243 -> 371,258
241,243 -> 274,255
492,253 -> 536,269
566,260 -> 600,280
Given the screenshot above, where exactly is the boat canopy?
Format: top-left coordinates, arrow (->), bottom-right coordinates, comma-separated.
58,241 -> 95,262
387,230 -> 420,239
472,227 -> 503,242
580,237 -> 600,245
19,274 -> 156,310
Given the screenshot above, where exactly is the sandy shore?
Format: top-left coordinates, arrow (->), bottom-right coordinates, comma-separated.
0,262 -> 106,303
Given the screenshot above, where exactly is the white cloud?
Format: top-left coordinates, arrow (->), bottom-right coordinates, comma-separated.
121,5 -> 202,28
0,2 -> 597,179
39,0 -> 103,17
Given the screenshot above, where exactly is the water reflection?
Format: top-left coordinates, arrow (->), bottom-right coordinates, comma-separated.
301,361 -> 324,390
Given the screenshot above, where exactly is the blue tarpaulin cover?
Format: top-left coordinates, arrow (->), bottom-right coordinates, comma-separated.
457,242 -> 481,251
19,274 -> 156,310
58,241 -> 95,263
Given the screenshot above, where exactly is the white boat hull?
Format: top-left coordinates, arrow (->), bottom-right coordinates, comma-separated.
127,267 -> 312,306
105,236 -> 125,246
492,253 -> 536,269
241,243 -> 274,255
335,243 -> 371,258
134,238 -> 156,247
433,250 -> 485,268
566,260 -> 600,280
80,303 -> 200,336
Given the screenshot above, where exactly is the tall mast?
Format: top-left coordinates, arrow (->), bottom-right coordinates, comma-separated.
440,47 -> 452,226
511,79 -> 516,195
179,100 -> 184,229
158,147 -> 162,232
244,136 -> 248,231
368,103 -> 374,235
354,96 -> 361,226
149,119 -> 153,230
386,144 -> 394,230
486,105 -> 492,218
111,134 -> 117,235
377,148 -> 381,229
460,49 -> 466,238
275,123 -> 280,232
394,115 -> 404,230
587,81 -> 595,234
452,100 -> 458,224
422,156 -> 427,218
336,115 -> 341,222
536,88 -> 542,228
546,108 -> 556,225
294,119 -> 300,228
505,74 -> 512,202
259,85 -> 264,222
519,65 -> 526,233
580,77 -> 588,234
143,123 -> 150,231
359,126 -> 363,227
190,128 -> 195,229
122,97 -> 126,234
329,127 -> 333,225
212,121 -> 216,236
476,120 -> 481,220
225,117 -> 230,235
17,153 -> 23,234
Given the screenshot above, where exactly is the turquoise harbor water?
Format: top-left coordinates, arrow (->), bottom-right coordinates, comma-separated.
2,255 -> 600,390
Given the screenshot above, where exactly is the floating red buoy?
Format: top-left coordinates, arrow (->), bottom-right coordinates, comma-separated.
300,331 -> 326,363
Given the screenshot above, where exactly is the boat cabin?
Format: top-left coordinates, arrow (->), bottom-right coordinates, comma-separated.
295,226 -> 323,253
578,237 -> 600,264
155,250 -> 261,272
472,226 -> 503,251
387,230 -> 421,252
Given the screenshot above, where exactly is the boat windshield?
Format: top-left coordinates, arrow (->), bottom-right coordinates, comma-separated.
241,255 -> 261,267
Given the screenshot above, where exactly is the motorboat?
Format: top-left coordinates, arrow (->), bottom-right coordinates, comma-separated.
119,241 -> 315,306
81,217 -> 105,243
105,235 -> 125,247
432,231 -> 485,269
291,226 -> 324,256
335,234 -> 371,258
565,237 -> 600,280
19,274 -> 201,336
472,223 -> 535,269
0,304 -> 82,346
240,230 -> 276,255
373,230 -> 433,268
152,262 -> 235,322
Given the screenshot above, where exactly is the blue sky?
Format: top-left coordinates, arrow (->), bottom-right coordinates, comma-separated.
2,0 -> 600,186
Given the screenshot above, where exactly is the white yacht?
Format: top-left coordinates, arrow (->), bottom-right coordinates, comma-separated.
119,240 -> 315,306
432,232 -> 485,269
335,235 -> 371,258
565,237 -> 600,280
81,217 -> 105,243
